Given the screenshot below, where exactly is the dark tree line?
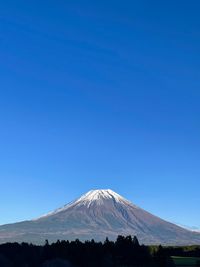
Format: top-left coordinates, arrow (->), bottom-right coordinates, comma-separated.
0,235 -> 199,267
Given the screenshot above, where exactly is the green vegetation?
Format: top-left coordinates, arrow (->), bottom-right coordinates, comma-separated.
172,256 -> 200,266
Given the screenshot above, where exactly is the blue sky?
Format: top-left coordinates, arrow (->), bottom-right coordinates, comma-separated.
0,0 -> 200,228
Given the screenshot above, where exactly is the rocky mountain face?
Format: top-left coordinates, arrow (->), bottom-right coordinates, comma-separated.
0,189 -> 200,245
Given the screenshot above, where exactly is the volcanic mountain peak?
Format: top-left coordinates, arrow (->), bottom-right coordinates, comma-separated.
37,189 -> 135,219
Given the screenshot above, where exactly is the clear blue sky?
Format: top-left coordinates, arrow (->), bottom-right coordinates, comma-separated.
0,0 -> 200,228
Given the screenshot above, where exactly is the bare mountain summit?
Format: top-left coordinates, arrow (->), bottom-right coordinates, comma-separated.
0,189 -> 200,245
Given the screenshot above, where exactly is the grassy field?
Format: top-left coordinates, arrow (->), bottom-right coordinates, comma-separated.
172,256 -> 200,266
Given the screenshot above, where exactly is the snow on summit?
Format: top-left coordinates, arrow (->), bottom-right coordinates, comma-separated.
71,189 -> 132,208
77,189 -> 125,202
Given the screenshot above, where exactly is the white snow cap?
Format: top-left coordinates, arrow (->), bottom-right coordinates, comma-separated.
73,189 -> 132,207
78,189 -> 124,202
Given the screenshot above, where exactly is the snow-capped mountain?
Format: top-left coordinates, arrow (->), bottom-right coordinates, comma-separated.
0,189 -> 200,245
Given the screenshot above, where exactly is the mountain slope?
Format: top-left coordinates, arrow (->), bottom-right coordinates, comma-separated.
0,189 -> 200,245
